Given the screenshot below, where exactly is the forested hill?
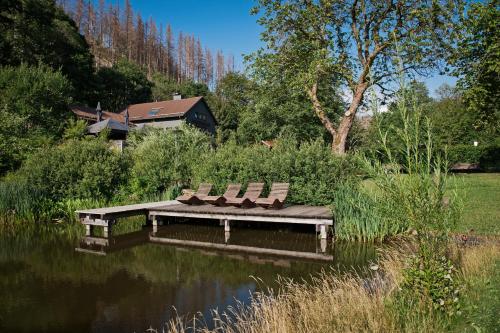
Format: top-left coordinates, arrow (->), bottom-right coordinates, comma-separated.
56,0 -> 234,88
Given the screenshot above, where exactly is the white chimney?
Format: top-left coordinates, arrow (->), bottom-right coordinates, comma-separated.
173,93 -> 182,100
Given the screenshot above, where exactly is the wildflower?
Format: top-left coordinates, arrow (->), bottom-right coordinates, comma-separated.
439,299 -> 445,306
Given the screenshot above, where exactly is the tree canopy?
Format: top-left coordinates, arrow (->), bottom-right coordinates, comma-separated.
0,0 -> 94,102
449,0 -> 499,140
0,64 -> 72,174
250,0 -> 463,154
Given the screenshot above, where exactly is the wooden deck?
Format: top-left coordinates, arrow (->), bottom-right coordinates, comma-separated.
76,200 -> 333,239
76,200 -> 178,220
150,203 -> 332,224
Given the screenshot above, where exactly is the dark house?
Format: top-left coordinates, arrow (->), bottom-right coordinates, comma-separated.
71,95 -> 216,137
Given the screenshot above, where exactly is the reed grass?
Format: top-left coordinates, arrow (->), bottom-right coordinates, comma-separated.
159,242 -> 499,333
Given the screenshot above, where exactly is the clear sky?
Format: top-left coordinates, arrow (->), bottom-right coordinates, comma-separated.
129,0 -> 455,97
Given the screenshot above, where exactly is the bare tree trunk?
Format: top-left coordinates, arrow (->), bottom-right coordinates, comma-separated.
331,83 -> 368,154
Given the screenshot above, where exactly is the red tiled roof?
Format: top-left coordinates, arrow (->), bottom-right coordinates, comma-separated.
121,96 -> 203,121
71,105 -> 124,122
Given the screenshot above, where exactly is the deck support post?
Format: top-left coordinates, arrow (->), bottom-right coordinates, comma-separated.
103,220 -> 114,238
319,224 -> 327,240
85,224 -> 94,236
224,231 -> 230,244
224,219 -> 230,232
152,216 -> 158,233
103,225 -> 111,238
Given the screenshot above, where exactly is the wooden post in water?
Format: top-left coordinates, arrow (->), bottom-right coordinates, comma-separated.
85,224 -> 94,236
152,216 -> 158,234
319,224 -> 327,240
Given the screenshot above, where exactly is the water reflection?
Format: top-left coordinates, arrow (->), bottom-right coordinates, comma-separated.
0,221 -> 377,333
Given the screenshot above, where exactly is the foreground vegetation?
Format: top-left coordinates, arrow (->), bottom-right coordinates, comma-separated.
164,242 -> 499,333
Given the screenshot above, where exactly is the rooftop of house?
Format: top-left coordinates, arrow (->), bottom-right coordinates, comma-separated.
120,96 -> 204,121
71,105 -> 125,122
87,118 -> 129,134
71,96 -> 208,124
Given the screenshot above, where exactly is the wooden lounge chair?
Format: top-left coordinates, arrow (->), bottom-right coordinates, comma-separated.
256,183 -> 289,209
203,184 -> 242,206
176,183 -> 212,205
225,182 -> 264,208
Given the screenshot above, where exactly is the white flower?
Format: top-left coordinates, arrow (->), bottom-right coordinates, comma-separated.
439,299 -> 445,306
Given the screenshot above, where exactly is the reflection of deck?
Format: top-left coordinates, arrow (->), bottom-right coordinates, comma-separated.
149,235 -> 333,261
76,200 -> 333,239
75,229 -> 150,255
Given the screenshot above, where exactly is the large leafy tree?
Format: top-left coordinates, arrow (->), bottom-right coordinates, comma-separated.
449,1 -> 499,140
0,0 -> 94,102
95,59 -> 152,112
0,64 -> 71,174
151,74 -> 210,102
212,73 -> 255,142
250,0 -> 463,154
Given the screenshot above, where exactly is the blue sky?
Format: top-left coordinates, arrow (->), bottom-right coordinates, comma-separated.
130,0 -> 455,96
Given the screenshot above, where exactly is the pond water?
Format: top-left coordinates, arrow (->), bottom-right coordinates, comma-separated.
0,220 -> 377,333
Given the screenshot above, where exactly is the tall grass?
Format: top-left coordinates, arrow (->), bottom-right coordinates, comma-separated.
333,71 -> 461,242
160,242 -> 499,333
0,180 -> 44,224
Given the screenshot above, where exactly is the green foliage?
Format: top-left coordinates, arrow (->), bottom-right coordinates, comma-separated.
151,73 -> 210,101
447,144 -> 500,170
18,138 -> 129,202
401,255 -> 461,317
0,64 -> 72,174
0,179 -> 46,223
193,139 -> 358,205
127,124 -> 212,198
0,0 -> 94,101
333,182 -> 398,242
95,59 -> 152,112
450,0 -> 499,139
249,0 -> 462,151
428,85 -> 479,146
63,118 -> 87,140
212,72 -> 254,143
236,77 -> 339,144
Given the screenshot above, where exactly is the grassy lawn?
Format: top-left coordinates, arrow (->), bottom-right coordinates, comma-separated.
449,173 -> 500,235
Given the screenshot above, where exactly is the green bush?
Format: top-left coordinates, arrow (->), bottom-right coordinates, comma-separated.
447,144 -> 500,170
127,124 -> 212,198
193,139 -> 358,205
0,64 -> 72,174
19,138 -> 129,202
400,255 -> 461,316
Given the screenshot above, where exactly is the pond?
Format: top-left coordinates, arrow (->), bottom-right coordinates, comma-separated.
0,220 -> 378,333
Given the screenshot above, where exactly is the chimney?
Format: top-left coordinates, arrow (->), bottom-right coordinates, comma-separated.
173,93 -> 182,101
124,108 -> 129,127
96,102 -> 102,122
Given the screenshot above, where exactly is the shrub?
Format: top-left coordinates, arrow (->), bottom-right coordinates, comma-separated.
193,138 -> 358,205
0,64 -> 72,174
127,124 -> 212,198
19,138 -> 129,202
447,143 -> 500,170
